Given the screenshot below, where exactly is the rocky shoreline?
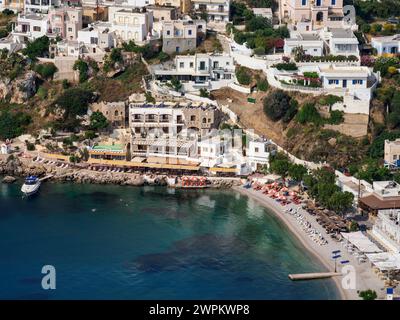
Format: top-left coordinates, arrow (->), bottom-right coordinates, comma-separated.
0,155 -> 241,188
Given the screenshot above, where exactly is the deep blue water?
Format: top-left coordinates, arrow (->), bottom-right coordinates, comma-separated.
0,181 -> 340,299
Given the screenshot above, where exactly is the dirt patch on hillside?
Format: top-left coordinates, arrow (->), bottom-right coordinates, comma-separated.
213,88 -> 285,144
324,114 -> 369,138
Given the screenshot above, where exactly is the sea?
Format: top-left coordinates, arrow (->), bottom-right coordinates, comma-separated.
0,181 -> 340,299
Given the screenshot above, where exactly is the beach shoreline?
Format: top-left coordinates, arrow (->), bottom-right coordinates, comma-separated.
233,186 -> 386,300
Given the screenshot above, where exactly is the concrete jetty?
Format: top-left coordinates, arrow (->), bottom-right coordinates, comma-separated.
288,272 -> 342,281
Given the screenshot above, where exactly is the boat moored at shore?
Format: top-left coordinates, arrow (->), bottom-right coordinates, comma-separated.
21,176 -> 41,196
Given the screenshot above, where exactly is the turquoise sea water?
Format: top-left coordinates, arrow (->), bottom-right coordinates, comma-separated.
0,181 -> 340,299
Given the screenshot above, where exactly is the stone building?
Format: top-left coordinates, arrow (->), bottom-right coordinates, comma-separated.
91,101 -> 127,129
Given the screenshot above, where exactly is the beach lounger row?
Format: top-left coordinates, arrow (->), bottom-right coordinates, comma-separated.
285,208 -> 328,246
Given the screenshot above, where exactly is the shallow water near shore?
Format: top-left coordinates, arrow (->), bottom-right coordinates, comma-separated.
0,181 -> 340,299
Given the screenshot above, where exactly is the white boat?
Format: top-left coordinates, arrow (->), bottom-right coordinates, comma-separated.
21,176 -> 41,196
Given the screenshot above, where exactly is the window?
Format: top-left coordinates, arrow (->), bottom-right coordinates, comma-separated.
68,27 -> 72,32
180,62 -> 184,68
331,0 -> 336,4
199,61 -> 206,70
255,147 -> 259,153
352,79 -> 363,85
190,115 -> 196,121
328,79 -> 339,85
188,30 -> 192,35
301,0 -> 307,5
33,26 -> 41,32
394,155 -> 398,160
166,30 -> 170,35
190,62 -> 194,68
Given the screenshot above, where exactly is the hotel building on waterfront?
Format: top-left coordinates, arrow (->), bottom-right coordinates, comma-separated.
372,209 -> 400,253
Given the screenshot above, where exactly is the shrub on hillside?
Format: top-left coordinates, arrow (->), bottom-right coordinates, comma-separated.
263,90 -> 294,121
236,66 -> 252,85
34,62 -> 57,79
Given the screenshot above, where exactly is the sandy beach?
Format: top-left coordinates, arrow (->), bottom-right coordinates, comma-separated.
234,186 -> 386,300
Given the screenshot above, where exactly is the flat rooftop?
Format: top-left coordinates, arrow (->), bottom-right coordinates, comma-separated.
329,28 -> 356,38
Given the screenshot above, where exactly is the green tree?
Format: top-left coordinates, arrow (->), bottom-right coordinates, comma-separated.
89,111 -> 109,131
199,88 -> 210,98
0,110 -> 32,140
22,36 -> 50,60
169,77 -> 182,92
288,164 -> 307,181
359,290 -> 377,300
110,48 -> 123,63
236,66 -> 252,85
34,62 -> 58,79
145,91 -> 156,103
73,59 -> 89,83
55,88 -> 93,119
327,191 -> 354,213
263,90 -> 292,121
295,103 -> 322,125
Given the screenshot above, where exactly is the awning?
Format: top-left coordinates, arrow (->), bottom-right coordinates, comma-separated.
366,252 -> 400,270
341,231 -> 383,253
359,194 -> 400,210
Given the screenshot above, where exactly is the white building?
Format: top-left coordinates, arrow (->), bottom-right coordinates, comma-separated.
271,65 -> 377,114
152,53 -> 235,92
321,27 -> 359,57
246,139 -> 276,172
371,34 -> 400,55
77,23 -> 116,50
25,0 -> 60,13
335,169 -> 373,206
128,101 -> 221,162
373,209 -> 400,253
108,6 -> 154,44
198,135 -> 251,175
12,13 -> 49,42
191,0 -> 230,23
284,31 -> 324,56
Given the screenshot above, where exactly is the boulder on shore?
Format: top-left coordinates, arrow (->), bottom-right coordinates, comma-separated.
2,176 -> 16,184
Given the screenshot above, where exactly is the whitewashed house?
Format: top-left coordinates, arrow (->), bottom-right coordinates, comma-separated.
108,6 -> 154,44
77,23 -> 116,50
12,13 -> 49,42
152,53 -> 235,92
246,139 -> 276,172
284,31 -> 324,56
191,0 -> 230,23
320,27 -> 360,57
25,0 -> 60,13
371,34 -> 400,55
